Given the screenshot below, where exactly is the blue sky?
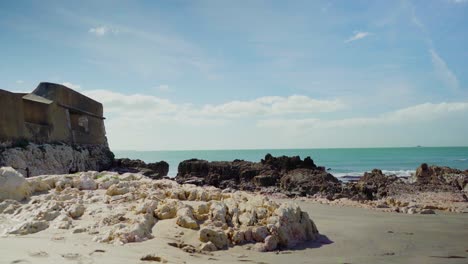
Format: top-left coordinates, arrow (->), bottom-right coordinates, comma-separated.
1,0 -> 467,150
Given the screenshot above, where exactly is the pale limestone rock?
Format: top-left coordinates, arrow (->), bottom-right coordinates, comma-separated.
154,200 -> 178,219
73,174 -> 97,190
136,200 -> 159,214
199,227 -> 228,249
270,203 -> 319,248
106,183 -> 129,196
210,201 -> 228,223
0,144 -> 112,177
176,206 -> 199,229
200,241 -> 218,252
52,213 -> 73,229
0,167 -> 31,201
0,200 -> 20,214
239,212 -> 255,226
8,220 -> 49,235
68,204 -> 85,219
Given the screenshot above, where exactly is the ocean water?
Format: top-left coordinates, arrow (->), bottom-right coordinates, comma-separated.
114,147 -> 468,178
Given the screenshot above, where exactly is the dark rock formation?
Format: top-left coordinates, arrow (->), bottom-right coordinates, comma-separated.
280,168 -> 341,197
414,163 -> 468,191
176,154 -> 339,196
343,169 -> 402,200
111,158 -> 169,179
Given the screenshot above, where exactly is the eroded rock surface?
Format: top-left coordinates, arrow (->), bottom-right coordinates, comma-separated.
0,167 -> 319,251
0,143 -> 114,177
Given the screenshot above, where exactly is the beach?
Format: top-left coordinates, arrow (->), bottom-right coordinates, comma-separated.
1,200 -> 467,264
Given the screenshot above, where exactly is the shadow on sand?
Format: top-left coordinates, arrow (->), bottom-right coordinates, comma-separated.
287,234 -> 334,251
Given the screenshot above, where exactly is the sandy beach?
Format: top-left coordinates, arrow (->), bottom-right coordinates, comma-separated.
1,199 -> 466,264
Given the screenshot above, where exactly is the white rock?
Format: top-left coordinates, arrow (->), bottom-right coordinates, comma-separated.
0,167 -> 31,201
176,206 -> 199,229
199,227 -> 228,249
200,241 -> 218,251
68,204 -> 85,219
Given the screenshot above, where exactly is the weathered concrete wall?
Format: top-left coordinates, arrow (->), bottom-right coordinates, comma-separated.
0,90 -> 25,142
69,114 -> 106,145
33,82 -> 103,116
47,104 -> 72,143
23,100 -> 50,125
1,83 -> 107,146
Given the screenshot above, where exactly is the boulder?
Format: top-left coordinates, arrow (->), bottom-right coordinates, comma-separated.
0,167 -> 31,201
199,227 -> 229,249
176,207 -> 199,229
67,204 -> 85,219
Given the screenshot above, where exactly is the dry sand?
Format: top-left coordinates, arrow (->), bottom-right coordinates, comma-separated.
1,199 -> 467,264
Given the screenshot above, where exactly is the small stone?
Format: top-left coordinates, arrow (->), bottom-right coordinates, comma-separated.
200,241 -> 218,252
419,209 -> 435,214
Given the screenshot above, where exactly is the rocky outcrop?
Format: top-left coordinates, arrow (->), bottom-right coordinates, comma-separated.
280,168 -> 341,197
176,154 -> 339,196
414,163 -> 468,191
0,167 -> 319,251
343,169 -> 403,200
111,158 -> 169,179
0,143 -> 114,177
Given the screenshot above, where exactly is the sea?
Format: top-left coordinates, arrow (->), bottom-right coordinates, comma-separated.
114,147 -> 468,179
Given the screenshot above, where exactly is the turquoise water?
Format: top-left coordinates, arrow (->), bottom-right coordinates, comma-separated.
114,147 -> 468,178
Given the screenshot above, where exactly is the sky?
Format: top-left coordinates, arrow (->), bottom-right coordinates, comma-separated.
0,0 -> 467,150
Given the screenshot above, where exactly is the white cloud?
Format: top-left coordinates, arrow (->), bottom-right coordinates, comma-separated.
258,102 -> 468,129
75,86 -> 468,149
62,82 -> 81,91
200,95 -> 344,118
450,0 -> 467,3
83,89 -> 343,118
429,49 -> 459,91
16,80 -> 24,84
88,26 -> 119,36
344,31 -> 371,43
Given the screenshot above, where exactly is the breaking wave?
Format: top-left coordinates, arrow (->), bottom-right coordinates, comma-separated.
333,170 -> 415,178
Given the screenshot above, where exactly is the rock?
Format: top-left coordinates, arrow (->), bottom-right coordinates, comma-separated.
176,154 -> 328,194
68,204 -> 85,219
8,220 -> 49,235
252,226 -> 270,242
264,235 -> 278,251
414,163 -> 468,191
111,158 -> 169,179
176,207 -> 199,229
0,167 -> 31,201
106,183 -> 129,196
199,227 -> 229,249
154,200 -> 178,219
420,209 -> 435,214
200,241 -> 218,252
72,227 -> 87,233
270,203 -> 319,248
280,169 -> 340,197
0,144 -> 114,177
